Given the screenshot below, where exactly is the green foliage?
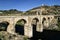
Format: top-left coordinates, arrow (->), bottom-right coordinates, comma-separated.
16,22 -> 24,25
25,11 -> 36,15
0,32 -> 6,40
0,27 -> 5,31
0,9 -> 23,16
26,5 -> 60,15
16,20 -> 25,26
0,5 -> 60,15
23,36 -> 28,40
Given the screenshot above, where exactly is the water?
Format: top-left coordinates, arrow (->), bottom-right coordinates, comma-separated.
15,25 -> 60,40
29,25 -> 60,40
30,29 -> 60,40
32,29 -> 60,40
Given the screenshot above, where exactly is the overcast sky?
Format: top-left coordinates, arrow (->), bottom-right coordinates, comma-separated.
0,0 -> 60,11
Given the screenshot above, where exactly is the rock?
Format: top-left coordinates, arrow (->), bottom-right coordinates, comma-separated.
0,31 -> 24,40
48,24 -> 59,30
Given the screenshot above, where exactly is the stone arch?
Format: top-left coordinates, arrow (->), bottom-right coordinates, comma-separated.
0,21 -> 9,31
38,11 -> 40,15
15,19 -> 27,35
31,18 -> 39,36
32,18 -> 39,25
42,17 -> 47,29
42,17 -> 46,24
16,19 -> 27,25
50,16 -> 54,21
47,17 -> 51,23
48,17 -> 50,20
58,17 -> 60,22
48,17 -> 51,23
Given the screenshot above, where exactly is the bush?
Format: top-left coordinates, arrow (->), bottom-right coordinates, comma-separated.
23,36 -> 28,40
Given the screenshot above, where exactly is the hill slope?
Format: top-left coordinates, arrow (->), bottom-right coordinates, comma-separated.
25,5 -> 60,15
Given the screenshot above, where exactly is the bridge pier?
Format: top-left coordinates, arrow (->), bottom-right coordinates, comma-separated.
36,23 -> 43,32
24,24 -> 33,38
7,18 -> 15,34
7,23 -> 15,34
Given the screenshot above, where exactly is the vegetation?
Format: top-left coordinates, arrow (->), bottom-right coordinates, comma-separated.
0,9 -> 23,16
23,36 -> 28,40
0,31 -> 25,40
16,21 -> 24,26
0,22 -> 9,31
0,5 -> 60,15
25,5 -> 60,15
24,11 -> 37,15
58,18 -> 60,30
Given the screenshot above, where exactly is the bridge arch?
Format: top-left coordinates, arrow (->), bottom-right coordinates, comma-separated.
31,18 -> 39,25
42,17 -> 46,24
48,17 -> 50,20
15,19 -> 27,35
0,21 -> 9,31
42,17 -> 47,29
31,18 -> 39,36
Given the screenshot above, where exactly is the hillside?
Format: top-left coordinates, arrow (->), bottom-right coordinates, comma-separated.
0,9 -> 23,16
0,5 -> 60,16
25,5 -> 60,15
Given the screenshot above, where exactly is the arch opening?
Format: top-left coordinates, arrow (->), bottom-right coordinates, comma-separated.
0,21 -> 9,31
48,17 -> 50,20
15,19 -> 27,35
31,18 -> 39,36
58,17 -> 60,22
42,17 -> 47,29
42,18 -> 46,24
32,18 -> 39,25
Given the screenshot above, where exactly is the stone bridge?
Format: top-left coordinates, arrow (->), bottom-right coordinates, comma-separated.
0,15 -> 58,38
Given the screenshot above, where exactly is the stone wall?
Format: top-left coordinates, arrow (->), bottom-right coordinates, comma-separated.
0,15 -> 57,38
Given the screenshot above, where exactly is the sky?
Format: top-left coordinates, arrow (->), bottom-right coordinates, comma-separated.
0,0 -> 60,11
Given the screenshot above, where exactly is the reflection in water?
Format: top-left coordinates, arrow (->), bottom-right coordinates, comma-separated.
30,25 -> 60,40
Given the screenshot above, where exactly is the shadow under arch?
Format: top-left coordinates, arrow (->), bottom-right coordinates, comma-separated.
42,17 -> 46,24
32,18 -> 39,25
15,19 -> 27,35
0,21 -> 9,31
31,18 -> 39,37
42,17 -> 47,29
